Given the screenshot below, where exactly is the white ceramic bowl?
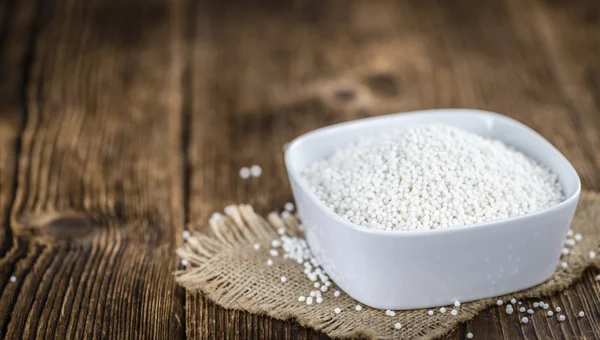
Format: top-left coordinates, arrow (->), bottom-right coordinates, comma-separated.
284,109 -> 581,310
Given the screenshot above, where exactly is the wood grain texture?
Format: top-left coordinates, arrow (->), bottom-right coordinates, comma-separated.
0,0 -> 37,331
0,0 -> 186,338
1,0 -> 599,339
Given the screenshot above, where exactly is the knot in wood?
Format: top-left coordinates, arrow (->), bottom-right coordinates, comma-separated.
19,211 -> 99,242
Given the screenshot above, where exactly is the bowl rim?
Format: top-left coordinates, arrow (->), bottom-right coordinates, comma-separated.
284,109 -> 582,237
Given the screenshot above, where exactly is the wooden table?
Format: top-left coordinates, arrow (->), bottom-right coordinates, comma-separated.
1,0 -> 600,338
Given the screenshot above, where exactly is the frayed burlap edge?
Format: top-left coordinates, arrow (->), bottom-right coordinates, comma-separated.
175,191 -> 600,339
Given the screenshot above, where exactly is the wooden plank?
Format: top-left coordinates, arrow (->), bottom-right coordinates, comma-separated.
184,0 -> 600,339
530,0 -> 600,189
0,0 -> 186,338
185,1 -> 355,338
421,0 -> 600,338
0,0 -> 36,322
460,0 -> 600,338
515,1 -> 600,338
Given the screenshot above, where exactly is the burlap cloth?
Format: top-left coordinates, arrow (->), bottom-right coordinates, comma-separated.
175,191 -> 600,339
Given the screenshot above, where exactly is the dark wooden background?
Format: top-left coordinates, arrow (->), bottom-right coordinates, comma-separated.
1,0 -> 600,339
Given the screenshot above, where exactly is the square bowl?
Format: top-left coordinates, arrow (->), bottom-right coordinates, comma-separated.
284,109 -> 581,310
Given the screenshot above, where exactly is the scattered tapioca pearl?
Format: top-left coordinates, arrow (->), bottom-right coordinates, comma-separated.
519,307 -> 526,313
320,285 -> 328,292
277,227 -> 286,235
314,282 -> 321,288
306,297 -> 313,305
559,315 -> 566,321
316,297 -> 323,304
467,332 -> 473,339
325,281 -> 332,287
527,309 -> 534,315
565,239 -> 576,246
284,202 -> 295,212
181,259 -> 189,266
533,302 -> 539,308
579,311 -> 585,317
454,300 -> 461,307
271,240 -> 281,248
547,311 -> 554,317
210,212 -> 222,221
298,296 -> 306,302
334,308 -> 341,314
568,229 -> 573,237
451,309 -> 458,316
239,167 -> 251,179
521,317 -> 529,324
427,310 -> 434,316
310,291 -> 317,297
266,259 -> 273,266
556,307 -> 561,312
334,291 -> 341,297
355,305 -> 363,311
596,274 -> 600,281
253,243 -> 260,251
224,206 -> 235,215
575,234 -> 582,241
562,248 -> 570,255
9,276 -> 16,283
543,304 -> 549,309
561,262 -> 568,269
250,165 -> 262,177
518,301 -> 523,305
440,307 -> 447,313
505,306 -> 514,315
496,300 -> 503,306
589,251 -> 596,259
394,322 -> 402,330
182,230 -> 191,240
385,310 -> 396,317
510,298 -> 517,304
280,276 -> 287,283
269,249 -> 279,257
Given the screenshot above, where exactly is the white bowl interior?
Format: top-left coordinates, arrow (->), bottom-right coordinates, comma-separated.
286,109 -> 579,201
